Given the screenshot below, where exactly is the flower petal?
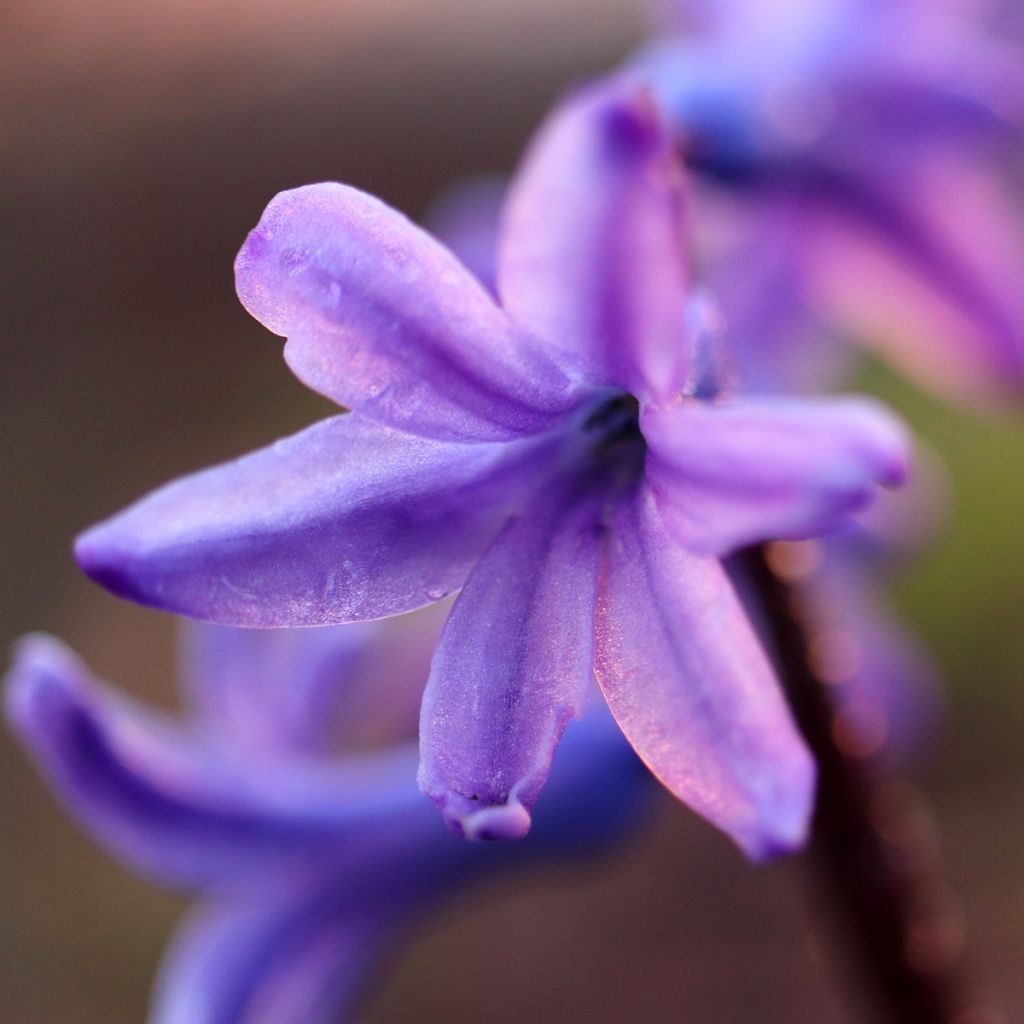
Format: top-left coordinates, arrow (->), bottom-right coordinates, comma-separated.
76,413 -> 551,626
593,488 -> 815,859
692,192 -> 854,396
642,395 -> 910,556
236,183 -> 577,442
418,488 -> 600,841
805,159 -> 1024,405
425,176 -> 505,296
180,622 -> 372,759
4,634 -> 435,887
150,880 -> 396,1024
182,610 -> 444,759
498,76 -> 690,401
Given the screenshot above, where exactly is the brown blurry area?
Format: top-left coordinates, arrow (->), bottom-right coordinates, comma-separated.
2,2 -> 1024,1022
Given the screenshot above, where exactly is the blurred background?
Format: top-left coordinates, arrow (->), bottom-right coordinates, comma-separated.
2,1 -> 1024,1021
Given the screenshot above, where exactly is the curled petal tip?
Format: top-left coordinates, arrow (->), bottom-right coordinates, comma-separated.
852,399 -> 914,489
4,635 -> 85,744
736,751 -> 817,863
431,790 -> 533,843
234,202 -> 295,337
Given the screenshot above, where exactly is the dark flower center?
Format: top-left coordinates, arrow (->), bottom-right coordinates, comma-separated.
582,392 -> 646,487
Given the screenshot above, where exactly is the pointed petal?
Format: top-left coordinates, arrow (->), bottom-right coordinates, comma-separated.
498,76 -> 690,401
150,882 -> 395,1024
4,635 -> 433,886
418,489 -> 600,841
76,413 -> 550,626
642,395 -> 910,556
236,183 -> 577,442
593,488 -> 815,859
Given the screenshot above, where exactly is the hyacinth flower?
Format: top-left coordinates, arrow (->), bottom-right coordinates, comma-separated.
5,614 -> 647,1024
634,0 -> 1024,402
73,76 -> 913,859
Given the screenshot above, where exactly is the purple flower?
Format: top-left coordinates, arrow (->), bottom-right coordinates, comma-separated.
74,77 -> 910,858
636,0 -> 1024,403
5,615 -> 647,1024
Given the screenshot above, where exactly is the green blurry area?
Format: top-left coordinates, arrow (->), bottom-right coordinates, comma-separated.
865,360 -> 1024,706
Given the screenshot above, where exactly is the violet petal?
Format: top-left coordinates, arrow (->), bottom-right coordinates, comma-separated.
593,488 -> 815,860
806,160 -> 1024,404
150,880 -> 394,1024
180,622 -> 373,759
182,611 -> 445,760
236,183 -> 578,442
4,634 -> 436,886
75,413 -> 552,626
418,488 -> 600,841
498,76 -> 690,402
642,395 -> 910,555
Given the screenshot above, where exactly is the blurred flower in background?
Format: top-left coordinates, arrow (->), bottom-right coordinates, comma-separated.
5,609 -> 648,1024
635,0 -> 1024,403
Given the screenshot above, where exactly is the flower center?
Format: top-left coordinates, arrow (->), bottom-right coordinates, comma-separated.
582,392 -> 646,487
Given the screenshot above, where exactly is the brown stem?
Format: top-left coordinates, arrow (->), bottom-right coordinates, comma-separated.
738,542 -> 1000,1024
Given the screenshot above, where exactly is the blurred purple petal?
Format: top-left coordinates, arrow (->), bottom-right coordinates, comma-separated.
150,878 -> 395,1024
695,193 -> 853,395
182,610 -> 446,759
75,414 -> 553,626
4,634 -> 441,887
642,395 -> 910,555
594,489 -> 815,860
498,77 -> 690,401
425,176 -> 505,295
181,622 -> 370,759
418,488 -> 599,841
806,159 -> 1024,404
235,183 -> 578,442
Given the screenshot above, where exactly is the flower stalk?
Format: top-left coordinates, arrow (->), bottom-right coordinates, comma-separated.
740,542 -> 1001,1024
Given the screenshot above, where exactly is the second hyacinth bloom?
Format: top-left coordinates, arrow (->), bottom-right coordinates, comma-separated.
75,77 -> 911,858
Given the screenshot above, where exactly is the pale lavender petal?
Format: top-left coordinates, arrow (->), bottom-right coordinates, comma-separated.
180,622 -> 372,759
76,413 -> 552,626
182,608 -> 445,759
236,183 -> 578,442
806,159 -> 1024,404
594,488 -> 815,859
418,489 -> 600,841
150,880 -> 396,1024
642,395 -> 910,556
694,192 -> 853,396
4,635 -> 435,886
498,76 -> 690,401
425,176 -> 505,295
